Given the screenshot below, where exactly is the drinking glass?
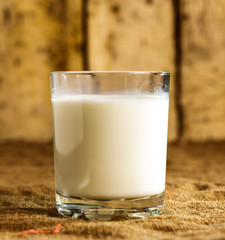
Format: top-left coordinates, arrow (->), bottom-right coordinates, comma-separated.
50,71 -> 170,220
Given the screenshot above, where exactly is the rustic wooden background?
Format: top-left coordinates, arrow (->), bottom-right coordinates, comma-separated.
0,0 -> 225,142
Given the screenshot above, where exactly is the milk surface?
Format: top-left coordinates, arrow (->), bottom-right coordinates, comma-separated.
52,94 -> 169,199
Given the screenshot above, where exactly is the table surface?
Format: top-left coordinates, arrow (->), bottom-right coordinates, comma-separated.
0,142 -> 224,240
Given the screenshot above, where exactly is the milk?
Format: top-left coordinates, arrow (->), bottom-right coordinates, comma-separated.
52,94 -> 169,199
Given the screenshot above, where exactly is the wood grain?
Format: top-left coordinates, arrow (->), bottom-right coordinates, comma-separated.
181,0 -> 225,140
0,0 -> 68,141
88,0 -> 177,141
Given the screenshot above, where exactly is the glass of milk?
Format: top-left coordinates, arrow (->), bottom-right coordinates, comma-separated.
51,71 -> 170,220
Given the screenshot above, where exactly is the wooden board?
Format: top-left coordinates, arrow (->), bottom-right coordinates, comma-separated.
181,0 -> 225,141
0,0 -> 83,141
0,0 -> 177,141
88,0 -> 177,141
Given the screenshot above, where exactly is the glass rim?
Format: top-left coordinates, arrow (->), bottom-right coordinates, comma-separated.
50,71 -> 170,76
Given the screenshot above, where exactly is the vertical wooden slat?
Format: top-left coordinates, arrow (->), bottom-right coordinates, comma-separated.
88,0 -> 177,141
0,0 -> 67,141
181,0 -> 225,141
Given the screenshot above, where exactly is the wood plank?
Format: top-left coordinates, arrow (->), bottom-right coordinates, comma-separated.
181,0 -> 225,141
88,0 -> 177,141
0,0 -> 67,141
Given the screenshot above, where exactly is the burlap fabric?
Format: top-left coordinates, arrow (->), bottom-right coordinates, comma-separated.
0,142 -> 224,239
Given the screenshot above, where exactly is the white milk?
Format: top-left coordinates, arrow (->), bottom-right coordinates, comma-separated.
52,94 -> 169,199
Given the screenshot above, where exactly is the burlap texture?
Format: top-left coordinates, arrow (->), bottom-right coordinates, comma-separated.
0,143 -> 224,239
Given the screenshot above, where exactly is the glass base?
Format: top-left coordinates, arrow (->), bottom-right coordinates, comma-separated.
56,191 -> 164,221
